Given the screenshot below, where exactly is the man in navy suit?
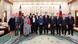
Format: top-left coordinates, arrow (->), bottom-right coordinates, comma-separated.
50,16 -> 55,35
57,16 -> 63,35
38,15 -> 44,35
32,14 -> 37,33
35,13 -> 39,34
48,15 -> 51,34
43,15 -> 49,34
66,12 -> 74,36
34,15 -> 39,34
51,16 -> 57,35
61,17 -> 66,35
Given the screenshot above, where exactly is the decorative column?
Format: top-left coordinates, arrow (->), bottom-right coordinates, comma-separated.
2,0 -> 4,22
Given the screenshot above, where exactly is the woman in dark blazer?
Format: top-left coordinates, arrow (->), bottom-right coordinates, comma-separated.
8,17 -> 15,36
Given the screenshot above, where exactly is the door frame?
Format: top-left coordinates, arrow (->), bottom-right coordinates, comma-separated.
75,10 -> 78,27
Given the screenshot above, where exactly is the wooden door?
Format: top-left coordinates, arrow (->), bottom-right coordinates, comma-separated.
75,10 -> 78,27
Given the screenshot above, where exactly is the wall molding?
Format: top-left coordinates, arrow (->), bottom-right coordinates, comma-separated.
68,0 -> 77,4
4,0 -> 13,5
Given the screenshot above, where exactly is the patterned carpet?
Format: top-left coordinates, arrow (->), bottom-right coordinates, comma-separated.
16,33 -> 78,44
17,35 -> 74,44
0,34 -> 11,44
1,31 -> 78,44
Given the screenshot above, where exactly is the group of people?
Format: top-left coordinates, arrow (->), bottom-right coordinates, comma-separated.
8,11 -> 74,37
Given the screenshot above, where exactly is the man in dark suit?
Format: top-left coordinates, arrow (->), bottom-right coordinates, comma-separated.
61,17 -> 66,35
35,13 -> 39,34
32,14 -> 37,34
43,15 -> 49,34
50,16 -> 58,35
51,16 -> 57,35
48,15 -> 51,34
38,15 -> 44,35
32,14 -> 39,34
57,16 -> 63,35
66,13 -> 74,36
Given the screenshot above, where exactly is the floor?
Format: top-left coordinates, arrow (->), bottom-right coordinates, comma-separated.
17,35 -> 74,44
16,32 -> 78,44
1,31 -> 78,44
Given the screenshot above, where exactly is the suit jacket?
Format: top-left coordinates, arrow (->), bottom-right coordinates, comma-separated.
38,16 -> 44,25
53,16 -> 57,26
35,16 -> 39,25
43,15 -> 49,25
57,17 -> 63,26
50,17 -> 55,25
66,16 -> 74,26
8,18 -> 15,27
61,18 -> 66,26
48,16 -> 51,24
32,16 -> 38,25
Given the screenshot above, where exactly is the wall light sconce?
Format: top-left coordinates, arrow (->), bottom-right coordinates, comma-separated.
76,12 -> 78,16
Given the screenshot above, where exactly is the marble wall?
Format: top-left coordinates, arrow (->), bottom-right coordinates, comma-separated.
0,0 -> 12,23
4,2 -> 12,23
0,0 -> 78,23
0,0 -> 4,19
70,0 -> 78,17
12,2 -> 69,17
